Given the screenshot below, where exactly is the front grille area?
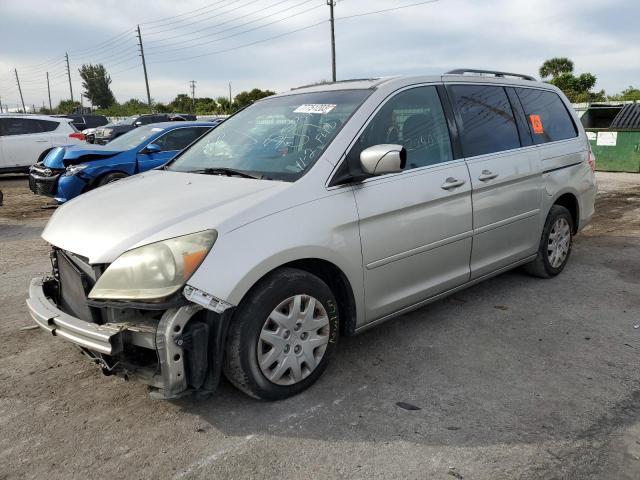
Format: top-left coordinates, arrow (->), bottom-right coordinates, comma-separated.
54,249 -> 101,323
29,163 -> 64,197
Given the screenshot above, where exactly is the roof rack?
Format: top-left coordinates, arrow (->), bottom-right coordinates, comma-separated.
446,69 -> 536,81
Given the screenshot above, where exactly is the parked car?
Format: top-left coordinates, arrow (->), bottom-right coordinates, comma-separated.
28,70 -> 597,401
0,115 -> 84,174
54,114 -> 109,132
94,113 -> 196,144
29,121 -> 212,203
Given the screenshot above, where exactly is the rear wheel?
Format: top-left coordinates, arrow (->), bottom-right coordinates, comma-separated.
524,205 -> 574,278
223,268 -> 339,400
96,172 -> 128,187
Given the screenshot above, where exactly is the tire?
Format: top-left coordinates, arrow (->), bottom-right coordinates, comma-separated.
524,205 -> 574,278
96,172 -> 128,187
223,267 -> 340,400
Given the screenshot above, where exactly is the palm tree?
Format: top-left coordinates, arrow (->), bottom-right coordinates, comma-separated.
539,58 -> 574,79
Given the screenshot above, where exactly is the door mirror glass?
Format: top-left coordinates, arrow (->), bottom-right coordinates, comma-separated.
134,121 -> 142,127
142,143 -> 161,154
360,144 -> 406,175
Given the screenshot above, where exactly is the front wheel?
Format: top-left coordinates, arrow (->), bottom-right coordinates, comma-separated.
524,205 -> 574,278
223,268 -> 339,400
96,171 -> 128,187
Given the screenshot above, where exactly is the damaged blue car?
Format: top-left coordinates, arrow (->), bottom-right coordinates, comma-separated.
29,121 -> 213,203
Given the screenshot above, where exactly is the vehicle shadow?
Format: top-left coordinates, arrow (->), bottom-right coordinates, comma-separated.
172,244 -> 640,451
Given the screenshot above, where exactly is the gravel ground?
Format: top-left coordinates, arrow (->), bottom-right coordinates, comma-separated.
0,172 -> 638,480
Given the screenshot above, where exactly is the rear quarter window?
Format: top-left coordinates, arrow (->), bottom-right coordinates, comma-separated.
449,85 -> 521,157
37,120 -> 60,132
515,88 -> 578,144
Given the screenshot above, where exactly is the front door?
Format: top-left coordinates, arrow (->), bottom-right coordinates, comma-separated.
349,85 -> 473,322
448,84 -> 542,279
137,126 -> 211,172
0,118 -> 51,169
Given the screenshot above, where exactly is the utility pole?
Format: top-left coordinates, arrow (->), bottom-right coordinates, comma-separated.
189,80 -> 196,114
327,0 -> 336,82
46,72 -> 52,112
228,82 -> 232,111
65,53 -> 74,102
136,25 -> 153,113
14,69 -> 26,113
0,95 -> 3,114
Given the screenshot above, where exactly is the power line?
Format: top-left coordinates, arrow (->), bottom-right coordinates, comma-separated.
335,0 -> 440,20
146,0 -> 314,49
151,19 -> 327,64
147,3 -> 324,56
140,0 -> 232,27
144,0 -> 251,35
68,28 -> 136,56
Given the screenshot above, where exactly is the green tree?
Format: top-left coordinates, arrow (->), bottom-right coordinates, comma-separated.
233,88 -> 275,110
549,72 -> 605,103
539,57 -> 574,79
608,86 -> 640,102
216,96 -> 232,114
167,93 -> 193,113
56,99 -> 81,114
78,64 -> 116,109
195,97 -> 218,115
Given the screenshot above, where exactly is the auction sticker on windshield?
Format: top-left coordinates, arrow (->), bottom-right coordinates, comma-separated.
294,104 -> 336,114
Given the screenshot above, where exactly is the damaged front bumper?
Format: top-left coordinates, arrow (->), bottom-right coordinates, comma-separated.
27,276 -> 232,398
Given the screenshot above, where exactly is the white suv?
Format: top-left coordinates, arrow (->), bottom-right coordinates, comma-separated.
0,115 -> 84,173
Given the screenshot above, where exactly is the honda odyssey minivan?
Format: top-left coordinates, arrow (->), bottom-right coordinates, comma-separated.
28,70 -> 596,400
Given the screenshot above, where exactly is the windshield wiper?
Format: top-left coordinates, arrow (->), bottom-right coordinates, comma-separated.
190,167 -> 262,179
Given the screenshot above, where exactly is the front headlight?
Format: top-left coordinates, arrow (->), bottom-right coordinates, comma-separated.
64,164 -> 88,176
88,230 -> 217,301
102,128 -> 113,135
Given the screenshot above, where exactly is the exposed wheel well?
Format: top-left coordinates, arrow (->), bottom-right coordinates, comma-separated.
36,148 -> 54,163
88,170 -> 129,190
553,193 -> 579,233
246,259 -> 358,337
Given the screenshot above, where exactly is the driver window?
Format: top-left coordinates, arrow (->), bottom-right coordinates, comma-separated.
153,128 -> 205,151
353,86 -> 453,170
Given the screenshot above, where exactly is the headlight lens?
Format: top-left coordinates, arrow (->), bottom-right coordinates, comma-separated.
102,128 -> 112,135
88,230 -> 217,301
64,164 -> 88,176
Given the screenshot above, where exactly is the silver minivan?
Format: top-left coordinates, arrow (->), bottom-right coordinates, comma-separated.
28,70 -> 597,400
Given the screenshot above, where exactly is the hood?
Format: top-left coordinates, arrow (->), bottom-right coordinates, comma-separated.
43,144 -> 125,168
42,170 -> 289,263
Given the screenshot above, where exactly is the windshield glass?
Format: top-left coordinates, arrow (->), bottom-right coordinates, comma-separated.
167,90 -> 370,181
105,125 -> 164,150
116,116 -> 137,126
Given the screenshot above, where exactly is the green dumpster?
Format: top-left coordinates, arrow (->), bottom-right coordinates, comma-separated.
581,103 -> 640,172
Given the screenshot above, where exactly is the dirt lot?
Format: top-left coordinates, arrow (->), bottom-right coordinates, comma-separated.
0,172 -> 639,480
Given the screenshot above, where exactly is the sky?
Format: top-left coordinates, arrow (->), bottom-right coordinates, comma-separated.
0,0 -> 638,110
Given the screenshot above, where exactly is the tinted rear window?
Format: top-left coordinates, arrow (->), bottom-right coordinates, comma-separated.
449,85 -> 521,157
0,118 -> 43,135
515,88 -> 578,144
37,120 -> 59,132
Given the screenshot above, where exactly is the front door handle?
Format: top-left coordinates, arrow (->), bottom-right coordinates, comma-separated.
441,177 -> 465,190
35,140 -> 49,143
478,170 -> 499,181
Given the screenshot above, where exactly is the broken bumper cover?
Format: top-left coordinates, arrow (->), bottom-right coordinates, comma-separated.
27,277 -> 123,355
26,277 -> 234,398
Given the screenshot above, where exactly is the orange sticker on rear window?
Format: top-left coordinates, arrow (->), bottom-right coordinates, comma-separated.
530,114 -> 544,134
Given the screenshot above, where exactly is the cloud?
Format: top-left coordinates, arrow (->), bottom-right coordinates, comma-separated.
0,0 -> 637,108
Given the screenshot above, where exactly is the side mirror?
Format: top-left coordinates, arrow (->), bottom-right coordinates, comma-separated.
360,144 -> 406,176
134,121 -> 142,127
142,143 -> 161,154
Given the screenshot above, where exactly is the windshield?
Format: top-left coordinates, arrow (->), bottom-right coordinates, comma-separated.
116,116 -> 138,126
105,125 -> 165,150
167,89 -> 370,181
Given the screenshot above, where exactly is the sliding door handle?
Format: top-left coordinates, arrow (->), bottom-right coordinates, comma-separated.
441,177 -> 465,190
478,170 -> 498,181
